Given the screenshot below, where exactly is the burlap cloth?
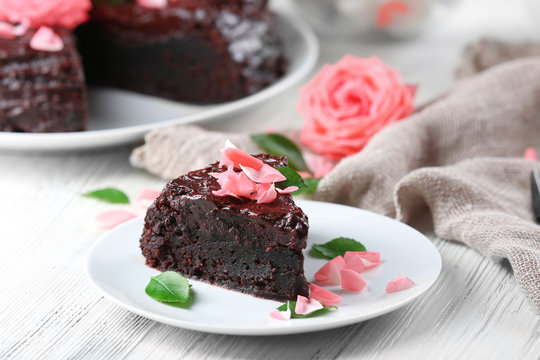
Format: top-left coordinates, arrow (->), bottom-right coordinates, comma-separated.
131,55 -> 540,313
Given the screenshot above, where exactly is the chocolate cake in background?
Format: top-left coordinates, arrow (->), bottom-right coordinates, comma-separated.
77,0 -> 287,104
140,154 -> 310,301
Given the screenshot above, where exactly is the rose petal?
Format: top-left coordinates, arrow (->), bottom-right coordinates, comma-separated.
213,167 -> 256,198
240,164 -> 286,183
135,188 -> 161,209
13,21 -> 29,36
222,148 -> 263,170
276,186 -> 298,194
386,273 -> 415,293
29,26 -> 63,52
344,251 -> 381,266
295,295 -> 323,315
340,269 -> 367,291
344,253 -> 366,274
95,209 -> 138,230
309,283 -> 342,306
524,147 -> 538,161
256,183 -> 277,204
0,22 -> 15,39
314,256 -> 346,285
268,302 -> 291,321
136,0 -> 167,9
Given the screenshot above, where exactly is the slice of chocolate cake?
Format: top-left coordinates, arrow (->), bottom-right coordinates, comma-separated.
140,153 -> 309,301
0,27 -> 88,132
76,0 -> 286,104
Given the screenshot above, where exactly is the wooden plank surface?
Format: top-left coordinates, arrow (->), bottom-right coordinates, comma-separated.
1,0 -> 540,358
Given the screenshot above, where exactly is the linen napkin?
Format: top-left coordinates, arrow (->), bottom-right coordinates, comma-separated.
131,57 -> 540,313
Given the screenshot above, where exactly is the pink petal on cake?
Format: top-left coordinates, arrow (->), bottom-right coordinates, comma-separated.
344,251 -> 381,265
340,269 -> 367,291
29,26 -> 63,52
268,302 -> 291,321
136,0 -> 167,9
386,274 -> 415,293
13,21 -> 29,36
214,167 -> 256,198
256,183 -> 277,204
240,164 -> 286,183
212,188 -> 239,199
222,147 -> 263,170
309,283 -> 342,306
276,186 -> 298,194
295,295 -> 323,315
135,188 -> 161,209
95,209 -> 138,230
344,253 -> 366,274
314,256 -> 346,285
0,22 -> 15,39
524,147 -> 538,161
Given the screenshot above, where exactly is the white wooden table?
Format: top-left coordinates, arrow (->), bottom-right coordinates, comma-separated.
1,0 -> 539,358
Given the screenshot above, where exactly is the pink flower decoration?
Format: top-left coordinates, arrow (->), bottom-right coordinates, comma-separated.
276,186 -> 298,194
256,183 -> 277,204
295,295 -> 323,315
298,56 -> 415,161
0,0 -> 92,30
212,167 -> 255,199
304,152 -> 335,178
314,256 -> 346,285
344,251 -> 381,269
309,283 -> 342,306
386,272 -> 415,293
340,269 -> 367,291
135,188 -> 161,209
29,26 -> 63,52
136,0 -> 167,9
95,209 -> 138,230
268,302 -> 291,321
221,146 -> 263,170
240,164 -> 286,184
0,22 -> 15,39
344,253 -> 366,274
524,147 -> 538,161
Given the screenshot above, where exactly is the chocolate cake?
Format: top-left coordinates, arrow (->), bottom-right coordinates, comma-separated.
140,154 -> 309,301
0,28 -> 88,132
76,0 -> 286,104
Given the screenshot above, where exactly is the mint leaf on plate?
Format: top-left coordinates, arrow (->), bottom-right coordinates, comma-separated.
311,237 -> 367,259
275,166 -> 307,189
82,187 -> 130,204
145,271 -> 191,303
277,301 -> 337,318
251,133 -> 308,172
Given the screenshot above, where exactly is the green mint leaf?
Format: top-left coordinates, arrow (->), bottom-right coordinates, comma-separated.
82,187 -> 130,204
293,177 -> 320,196
277,301 -> 337,318
251,133 -> 308,172
310,237 -> 367,259
275,166 -> 307,190
145,271 -> 191,303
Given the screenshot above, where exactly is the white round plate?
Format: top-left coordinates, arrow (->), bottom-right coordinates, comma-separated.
87,200 -> 441,336
0,11 -> 318,151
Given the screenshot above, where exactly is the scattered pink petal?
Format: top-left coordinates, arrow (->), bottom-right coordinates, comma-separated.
309,283 -> 342,306
135,188 -> 161,209
212,167 -> 256,199
136,0 -> 167,8
377,0 -> 411,28
265,127 -> 274,134
304,152 -> 335,178
344,251 -> 381,269
314,256 -> 346,285
0,22 -> 15,39
340,269 -> 367,291
386,272 -> 415,293
256,183 -> 277,204
95,209 -> 137,230
268,302 -> 291,321
524,147 -> 538,161
222,147 -> 263,170
29,26 -> 63,52
344,253 -> 366,274
276,186 -> 298,194
240,164 -> 286,183
295,295 -> 323,315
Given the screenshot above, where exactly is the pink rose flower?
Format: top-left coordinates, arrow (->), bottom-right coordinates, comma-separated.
298,56 -> 416,161
0,0 -> 92,30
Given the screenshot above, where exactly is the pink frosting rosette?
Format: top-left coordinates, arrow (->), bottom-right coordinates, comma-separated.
298,56 -> 416,161
0,0 -> 92,29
